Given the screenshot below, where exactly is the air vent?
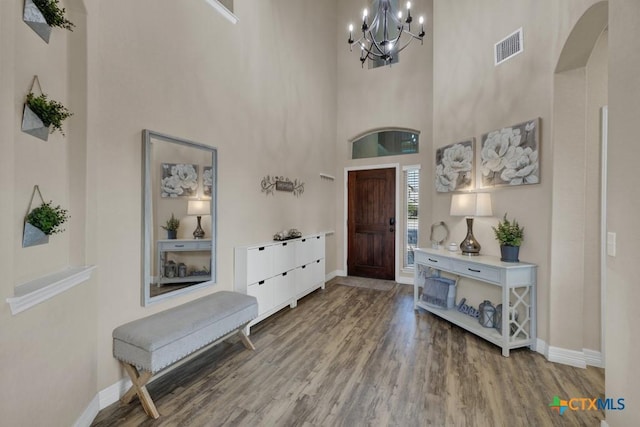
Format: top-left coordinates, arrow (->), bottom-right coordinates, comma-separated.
495,28 -> 523,65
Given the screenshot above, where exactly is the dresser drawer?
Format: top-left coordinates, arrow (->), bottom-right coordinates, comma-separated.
454,261 -> 500,283
415,251 -> 451,270
160,240 -> 212,251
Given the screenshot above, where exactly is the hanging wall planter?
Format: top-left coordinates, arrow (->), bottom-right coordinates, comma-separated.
23,0 -> 75,43
21,76 -> 72,141
22,185 -> 69,248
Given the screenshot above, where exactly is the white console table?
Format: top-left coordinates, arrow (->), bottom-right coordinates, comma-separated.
414,247 -> 536,356
157,239 -> 212,285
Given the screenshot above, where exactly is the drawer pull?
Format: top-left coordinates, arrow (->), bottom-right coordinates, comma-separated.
282,272 -> 287,276
428,258 -> 438,263
174,244 -> 184,248
468,268 -> 481,273
258,280 -> 265,285
302,239 -> 306,242
301,265 -> 306,269
282,242 -> 287,246
258,247 -> 265,251
316,236 -> 320,239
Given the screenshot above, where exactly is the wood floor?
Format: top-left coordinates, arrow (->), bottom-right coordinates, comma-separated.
92,280 -> 604,427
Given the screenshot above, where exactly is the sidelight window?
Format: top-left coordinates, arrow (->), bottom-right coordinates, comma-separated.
404,165 -> 420,268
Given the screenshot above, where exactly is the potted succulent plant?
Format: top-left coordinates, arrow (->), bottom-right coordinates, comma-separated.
492,213 -> 524,262
23,92 -> 73,140
162,213 -> 180,239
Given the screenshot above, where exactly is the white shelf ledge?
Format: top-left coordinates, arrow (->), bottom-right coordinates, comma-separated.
6,265 -> 97,315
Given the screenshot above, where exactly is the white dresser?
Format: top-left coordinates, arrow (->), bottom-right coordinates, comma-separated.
235,233 -> 326,331
414,247 -> 537,356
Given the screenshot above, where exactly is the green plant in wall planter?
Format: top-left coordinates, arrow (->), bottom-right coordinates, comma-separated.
492,213 -> 524,262
23,186 -> 70,247
162,214 -> 180,239
22,91 -> 73,141
23,0 -> 75,43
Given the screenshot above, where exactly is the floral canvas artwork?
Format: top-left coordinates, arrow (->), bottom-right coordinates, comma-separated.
203,166 -> 213,197
161,163 -> 198,198
480,118 -> 540,187
435,139 -> 474,193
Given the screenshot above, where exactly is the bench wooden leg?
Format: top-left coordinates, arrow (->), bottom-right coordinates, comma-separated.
121,363 -> 160,419
238,329 -> 255,351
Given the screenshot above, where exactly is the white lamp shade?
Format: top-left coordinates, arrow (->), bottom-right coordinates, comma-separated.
187,200 -> 210,216
450,193 -> 492,217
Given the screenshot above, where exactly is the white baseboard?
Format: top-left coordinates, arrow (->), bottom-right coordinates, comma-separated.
325,270 -> 340,282
331,269 -> 346,279
583,348 -> 604,368
396,276 -> 413,285
73,394 -> 100,427
601,420 -> 609,427
547,346 -> 588,368
98,377 -> 131,409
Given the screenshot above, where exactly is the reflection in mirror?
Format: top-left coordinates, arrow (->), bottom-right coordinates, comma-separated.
142,130 -> 217,306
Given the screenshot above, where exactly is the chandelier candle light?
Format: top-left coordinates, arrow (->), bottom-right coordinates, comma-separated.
348,0 -> 425,66
450,193 -> 493,256
187,200 -> 210,239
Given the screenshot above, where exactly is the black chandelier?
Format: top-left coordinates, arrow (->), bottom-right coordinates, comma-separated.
348,0 -> 425,67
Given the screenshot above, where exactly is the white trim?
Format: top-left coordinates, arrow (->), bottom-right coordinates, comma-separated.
6,265 -> 97,315
584,348 -> 604,368
343,164 -> 401,282
600,105 -> 608,367
601,421 -> 609,427
98,378 -> 131,409
536,338 -> 547,356
204,0 -> 238,24
73,394 -> 100,427
547,346 -> 587,369
396,276 -> 413,285
325,270 -> 339,282
319,173 -> 335,180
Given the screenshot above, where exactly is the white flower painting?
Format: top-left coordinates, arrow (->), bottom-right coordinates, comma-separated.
480,118 -> 540,187
161,163 -> 198,198
435,139 -> 474,193
203,166 -> 213,197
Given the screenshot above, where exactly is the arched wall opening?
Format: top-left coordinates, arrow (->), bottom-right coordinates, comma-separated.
549,1 -> 608,367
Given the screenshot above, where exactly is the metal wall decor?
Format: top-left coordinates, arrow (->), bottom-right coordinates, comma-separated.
23,0 -> 52,43
261,176 -> 304,197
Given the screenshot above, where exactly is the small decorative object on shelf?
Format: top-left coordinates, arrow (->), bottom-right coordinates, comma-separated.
261,175 -> 304,197
23,185 -> 69,248
478,300 -> 496,328
273,228 -> 303,241
492,213 -> 524,262
456,298 -> 480,318
23,0 -> 75,43
161,213 -> 180,239
495,303 -> 519,336
22,76 -> 72,141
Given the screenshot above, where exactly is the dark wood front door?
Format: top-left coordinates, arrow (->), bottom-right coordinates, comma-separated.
347,168 -> 395,280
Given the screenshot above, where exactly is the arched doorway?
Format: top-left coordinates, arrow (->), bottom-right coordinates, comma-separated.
548,1 -> 608,367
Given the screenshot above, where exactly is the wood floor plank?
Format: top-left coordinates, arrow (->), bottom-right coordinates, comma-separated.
92,281 -> 604,427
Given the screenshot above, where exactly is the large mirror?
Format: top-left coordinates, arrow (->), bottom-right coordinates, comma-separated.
142,130 -> 217,306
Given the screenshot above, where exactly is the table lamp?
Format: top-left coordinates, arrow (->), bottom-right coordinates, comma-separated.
450,193 -> 492,256
187,200 -> 210,239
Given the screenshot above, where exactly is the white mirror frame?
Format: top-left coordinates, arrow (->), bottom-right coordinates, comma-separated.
142,130 -> 218,306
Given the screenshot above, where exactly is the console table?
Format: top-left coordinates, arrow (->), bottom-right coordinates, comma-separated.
156,239 -> 212,285
414,247 -> 537,356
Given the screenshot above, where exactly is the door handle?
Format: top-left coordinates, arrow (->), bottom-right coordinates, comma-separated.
389,217 -> 395,226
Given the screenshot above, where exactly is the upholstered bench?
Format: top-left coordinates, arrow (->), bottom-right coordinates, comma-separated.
112,291 -> 258,419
